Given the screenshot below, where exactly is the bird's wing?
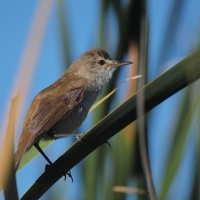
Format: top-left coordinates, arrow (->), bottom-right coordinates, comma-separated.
29,80 -> 85,145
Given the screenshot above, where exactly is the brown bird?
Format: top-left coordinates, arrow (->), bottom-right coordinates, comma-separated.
14,48 -> 132,171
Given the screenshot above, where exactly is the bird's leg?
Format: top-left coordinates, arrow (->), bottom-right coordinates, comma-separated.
53,132 -> 87,143
34,143 -> 52,165
53,133 -> 85,139
34,143 -> 73,182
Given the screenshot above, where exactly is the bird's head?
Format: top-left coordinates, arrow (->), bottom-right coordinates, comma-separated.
70,48 -> 132,89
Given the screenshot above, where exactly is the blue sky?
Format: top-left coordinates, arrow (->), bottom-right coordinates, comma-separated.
0,0 -> 200,199
0,1 -> 103,199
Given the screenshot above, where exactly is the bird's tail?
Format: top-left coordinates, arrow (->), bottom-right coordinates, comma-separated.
14,142 -> 28,172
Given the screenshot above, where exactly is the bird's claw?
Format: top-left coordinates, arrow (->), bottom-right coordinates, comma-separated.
45,164 -> 73,183
104,141 -> 111,149
65,170 -> 73,183
77,136 -> 111,149
76,135 -> 89,144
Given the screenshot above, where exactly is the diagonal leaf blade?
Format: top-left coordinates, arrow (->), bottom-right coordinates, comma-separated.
21,48 -> 200,200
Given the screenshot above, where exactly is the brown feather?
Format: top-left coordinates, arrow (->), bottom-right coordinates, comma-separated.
14,48 -> 132,172
15,78 -> 86,171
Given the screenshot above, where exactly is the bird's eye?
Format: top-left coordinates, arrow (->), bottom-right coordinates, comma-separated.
98,60 -> 105,65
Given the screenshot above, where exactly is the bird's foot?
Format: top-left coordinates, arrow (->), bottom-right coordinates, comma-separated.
45,164 -> 50,171
104,141 -> 111,148
76,134 -> 89,144
45,164 -> 73,183
77,135 -> 111,148
75,134 -> 85,141
65,170 -> 73,183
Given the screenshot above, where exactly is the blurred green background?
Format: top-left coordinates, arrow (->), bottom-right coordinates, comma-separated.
0,0 -> 200,199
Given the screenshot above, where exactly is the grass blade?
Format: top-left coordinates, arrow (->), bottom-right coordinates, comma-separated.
21,48 -> 200,200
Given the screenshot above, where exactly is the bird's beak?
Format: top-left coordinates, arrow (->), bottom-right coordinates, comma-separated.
113,61 -> 133,68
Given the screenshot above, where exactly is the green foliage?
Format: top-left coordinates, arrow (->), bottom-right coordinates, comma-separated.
8,0 -> 200,199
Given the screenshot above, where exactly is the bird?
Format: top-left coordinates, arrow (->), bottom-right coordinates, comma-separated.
14,48 -> 132,172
